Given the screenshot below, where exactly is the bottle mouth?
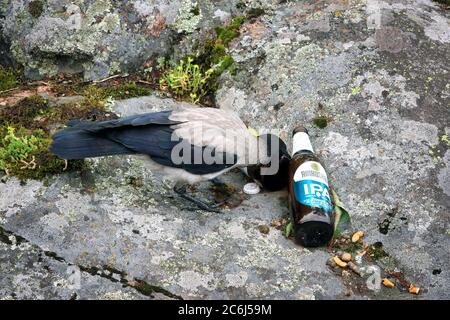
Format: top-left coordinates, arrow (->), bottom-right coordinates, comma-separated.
295,221 -> 333,247
292,125 -> 309,136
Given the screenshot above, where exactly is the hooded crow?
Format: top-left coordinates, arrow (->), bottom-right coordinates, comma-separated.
50,106 -> 290,210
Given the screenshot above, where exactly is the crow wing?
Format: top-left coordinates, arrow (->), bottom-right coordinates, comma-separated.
50,109 -> 241,175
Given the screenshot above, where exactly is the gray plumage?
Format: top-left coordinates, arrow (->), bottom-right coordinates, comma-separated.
50,106 -> 273,184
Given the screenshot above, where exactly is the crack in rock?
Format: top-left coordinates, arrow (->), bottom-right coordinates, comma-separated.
0,225 -> 182,300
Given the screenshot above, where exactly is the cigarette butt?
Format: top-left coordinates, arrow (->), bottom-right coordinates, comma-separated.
382,278 -> 395,288
409,284 -> 420,294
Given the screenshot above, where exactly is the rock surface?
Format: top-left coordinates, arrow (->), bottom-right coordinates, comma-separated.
1,0 -> 449,299
0,0 -> 241,80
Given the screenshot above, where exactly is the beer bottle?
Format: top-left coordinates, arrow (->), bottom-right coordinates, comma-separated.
288,126 -> 333,247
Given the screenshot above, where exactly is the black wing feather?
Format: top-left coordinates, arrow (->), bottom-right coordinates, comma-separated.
50,110 -> 237,175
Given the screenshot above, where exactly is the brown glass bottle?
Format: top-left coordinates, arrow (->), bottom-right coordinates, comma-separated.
288,126 -> 334,247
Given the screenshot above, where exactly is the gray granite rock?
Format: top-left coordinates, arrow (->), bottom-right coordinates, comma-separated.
1,0 -> 449,299
0,0 -> 242,80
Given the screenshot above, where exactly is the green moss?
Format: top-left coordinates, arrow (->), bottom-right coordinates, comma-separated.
0,92 -> 117,180
28,0 -> 44,18
82,82 -> 152,108
199,41 -> 234,71
215,28 -> 239,46
216,55 -> 234,75
106,82 -> 151,99
209,43 -> 227,65
0,77 -> 150,181
313,116 -> 328,129
0,66 -> 18,91
215,16 -> 245,45
230,16 -> 246,28
0,95 -> 49,128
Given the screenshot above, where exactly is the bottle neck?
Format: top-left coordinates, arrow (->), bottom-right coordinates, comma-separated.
292,132 -> 314,154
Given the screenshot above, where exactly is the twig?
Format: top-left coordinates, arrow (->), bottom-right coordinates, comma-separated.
19,156 -> 36,170
0,87 -> 19,94
93,73 -> 129,84
25,80 -> 51,86
36,81 -> 51,86
136,79 -> 153,85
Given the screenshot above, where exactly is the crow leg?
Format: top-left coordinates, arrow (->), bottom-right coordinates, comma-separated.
173,184 -> 222,213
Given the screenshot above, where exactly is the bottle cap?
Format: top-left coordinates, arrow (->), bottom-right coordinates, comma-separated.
243,182 -> 261,195
292,125 -> 309,136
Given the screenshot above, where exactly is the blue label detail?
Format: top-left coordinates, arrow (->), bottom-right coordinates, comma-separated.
294,179 -> 333,213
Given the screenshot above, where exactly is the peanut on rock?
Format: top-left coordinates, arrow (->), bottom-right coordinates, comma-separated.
333,256 -> 348,268
341,252 -> 352,262
352,230 -> 364,243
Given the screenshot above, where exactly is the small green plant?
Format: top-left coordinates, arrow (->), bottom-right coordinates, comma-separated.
0,127 -> 46,173
158,15 -> 247,104
160,57 -> 214,103
0,126 -> 85,180
0,66 -> 18,92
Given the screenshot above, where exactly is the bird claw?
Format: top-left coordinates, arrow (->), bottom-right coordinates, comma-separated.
173,184 -> 223,213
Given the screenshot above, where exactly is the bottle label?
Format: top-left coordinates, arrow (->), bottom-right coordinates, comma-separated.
293,161 -> 332,213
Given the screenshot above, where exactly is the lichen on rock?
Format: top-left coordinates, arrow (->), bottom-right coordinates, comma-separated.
173,0 -> 202,33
